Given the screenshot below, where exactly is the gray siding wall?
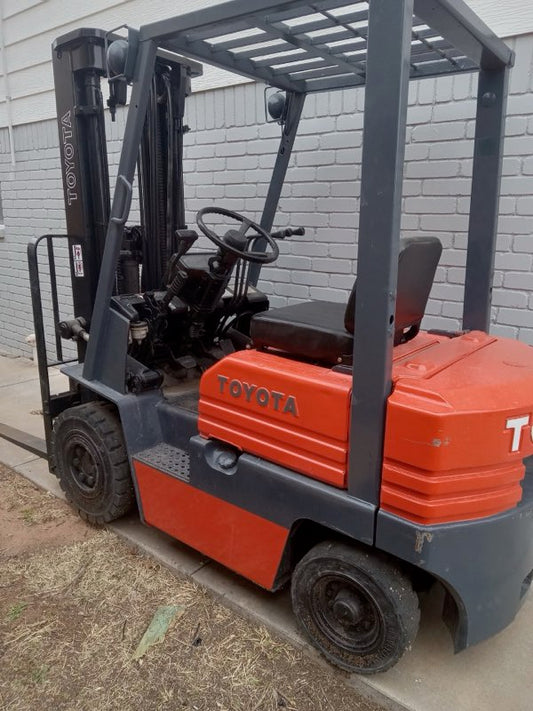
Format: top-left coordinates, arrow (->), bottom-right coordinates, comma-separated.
0,34 -> 532,358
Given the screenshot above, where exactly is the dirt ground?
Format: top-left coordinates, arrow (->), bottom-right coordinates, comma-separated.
0,464 -> 385,711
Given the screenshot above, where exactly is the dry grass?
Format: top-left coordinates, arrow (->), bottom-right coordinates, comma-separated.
1,469 -> 68,527
0,467 -> 383,711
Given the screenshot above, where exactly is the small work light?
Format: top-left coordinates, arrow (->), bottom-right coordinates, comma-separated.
265,89 -> 287,124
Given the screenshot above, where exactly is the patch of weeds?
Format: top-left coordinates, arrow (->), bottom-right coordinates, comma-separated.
7,601 -> 28,621
31,665 -> 49,684
21,508 -> 35,525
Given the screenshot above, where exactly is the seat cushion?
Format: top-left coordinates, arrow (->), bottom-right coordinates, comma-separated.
251,301 -> 353,365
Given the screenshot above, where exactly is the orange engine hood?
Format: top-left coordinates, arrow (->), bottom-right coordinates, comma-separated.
384,331 -> 533,523
387,330 -> 533,469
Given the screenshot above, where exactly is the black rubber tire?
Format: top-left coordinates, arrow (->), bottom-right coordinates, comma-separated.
291,541 -> 420,675
52,402 -> 135,525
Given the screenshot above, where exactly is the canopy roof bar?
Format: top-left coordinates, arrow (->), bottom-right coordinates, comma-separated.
413,0 -> 514,69
140,0 -> 513,94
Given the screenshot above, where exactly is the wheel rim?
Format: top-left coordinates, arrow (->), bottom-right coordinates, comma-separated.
309,573 -> 385,655
65,436 -> 102,495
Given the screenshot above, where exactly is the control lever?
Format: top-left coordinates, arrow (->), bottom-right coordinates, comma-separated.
174,229 -> 198,258
271,226 -> 305,239
163,230 -> 198,286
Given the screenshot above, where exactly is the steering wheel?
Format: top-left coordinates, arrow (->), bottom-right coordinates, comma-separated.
196,207 -> 279,264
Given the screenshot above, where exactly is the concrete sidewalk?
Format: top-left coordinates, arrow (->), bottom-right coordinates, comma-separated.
0,353 -> 532,711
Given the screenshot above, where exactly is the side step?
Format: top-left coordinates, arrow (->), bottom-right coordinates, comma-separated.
134,443 -> 190,482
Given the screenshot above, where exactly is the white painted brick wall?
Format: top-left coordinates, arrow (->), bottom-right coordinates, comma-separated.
0,34 -> 532,357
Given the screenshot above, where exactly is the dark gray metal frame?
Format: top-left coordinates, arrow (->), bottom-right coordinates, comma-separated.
349,0 -> 414,504
83,38 -> 157,386
249,90 -> 306,286
463,65 -> 509,331
28,234 -> 80,455
82,0 -> 513,506
139,0 -> 512,89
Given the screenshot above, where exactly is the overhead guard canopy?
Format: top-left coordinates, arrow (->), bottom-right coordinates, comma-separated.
140,0 -> 514,94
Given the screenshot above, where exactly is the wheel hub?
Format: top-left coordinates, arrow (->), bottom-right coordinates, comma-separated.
309,573 -> 384,655
332,591 -> 363,626
69,442 -> 98,491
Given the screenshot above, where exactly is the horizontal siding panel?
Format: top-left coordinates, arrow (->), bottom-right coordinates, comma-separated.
0,0 -> 243,126
3,63 -> 53,102
3,0 -> 209,47
0,0 -> 532,127
0,92 -> 56,127
4,1 -> 222,72
2,0 -> 42,21
469,0 -> 533,39
5,0 -> 139,46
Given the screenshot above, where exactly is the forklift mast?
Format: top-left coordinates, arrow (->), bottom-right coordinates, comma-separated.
51,29 -> 200,358
52,29 -> 111,356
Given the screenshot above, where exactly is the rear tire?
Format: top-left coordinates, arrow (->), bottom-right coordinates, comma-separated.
291,540 -> 420,674
52,402 -> 135,525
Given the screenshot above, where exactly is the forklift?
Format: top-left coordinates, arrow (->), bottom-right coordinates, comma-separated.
18,0 -> 533,674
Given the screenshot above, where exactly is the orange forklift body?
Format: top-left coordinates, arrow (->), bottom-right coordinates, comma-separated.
198,331 -> 533,527
134,459 -> 289,588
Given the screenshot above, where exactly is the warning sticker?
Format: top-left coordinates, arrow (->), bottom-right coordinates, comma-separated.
72,244 -> 84,277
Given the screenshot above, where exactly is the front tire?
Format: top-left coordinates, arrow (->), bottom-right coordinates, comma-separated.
52,402 -> 135,525
291,541 -> 420,674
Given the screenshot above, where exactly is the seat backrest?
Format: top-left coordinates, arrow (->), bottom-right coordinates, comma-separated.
344,236 -> 442,344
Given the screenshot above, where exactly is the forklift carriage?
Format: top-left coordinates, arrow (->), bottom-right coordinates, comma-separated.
25,0 -> 533,674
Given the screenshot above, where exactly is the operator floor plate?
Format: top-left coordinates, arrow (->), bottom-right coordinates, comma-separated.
134,443 -> 190,482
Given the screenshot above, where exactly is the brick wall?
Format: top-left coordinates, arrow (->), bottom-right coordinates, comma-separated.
0,113 -> 127,357
0,34 -> 532,358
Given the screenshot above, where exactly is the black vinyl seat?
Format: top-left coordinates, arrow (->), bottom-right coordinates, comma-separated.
252,300 -> 352,364
251,237 -> 442,366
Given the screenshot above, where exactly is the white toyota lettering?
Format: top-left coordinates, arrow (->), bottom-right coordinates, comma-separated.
505,414 -> 531,452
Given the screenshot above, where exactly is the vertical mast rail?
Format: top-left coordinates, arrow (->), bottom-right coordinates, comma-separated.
348,0 -> 414,505
249,91 -> 306,287
463,63 -> 509,332
83,39 -> 158,384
